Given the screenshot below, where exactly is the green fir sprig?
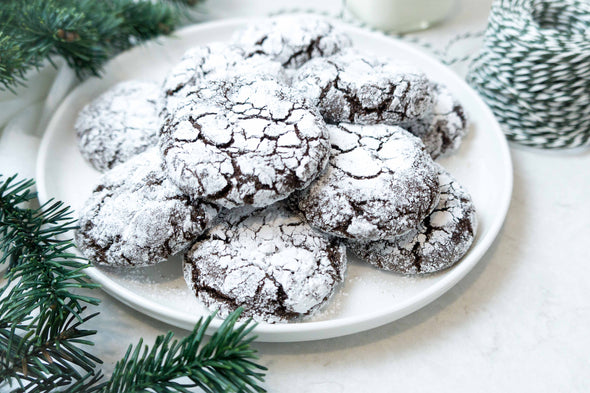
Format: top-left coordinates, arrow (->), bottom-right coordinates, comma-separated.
0,0 -> 201,91
103,312 -> 266,393
0,175 -> 103,392
0,174 -> 267,393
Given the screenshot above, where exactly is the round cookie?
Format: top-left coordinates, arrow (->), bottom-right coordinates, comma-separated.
161,43 -> 288,116
162,43 -> 246,97
183,202 -> 347,323
292,49 -> 435,125
348,165 -> 477,274
401,83 -> 469,159
75,80 -> 160,172
297,123 -> 440,240
232,15 -> 352,69
160,75 -> 331,209
75,148 -> 218,267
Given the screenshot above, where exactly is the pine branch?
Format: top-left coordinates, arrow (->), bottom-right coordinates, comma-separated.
102,310 -> 267,393
1,175 -> 267,392
0,175 -> 103,392
0,0 -> 202,91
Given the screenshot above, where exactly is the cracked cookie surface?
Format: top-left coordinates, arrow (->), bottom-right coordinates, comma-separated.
232,15 -> 352,69
292,49 -> 435,125
183,202 -> 347,323
162,43 -> 245,97
160,75 -> 331,209
162,43 -> 287,116
348,165 -> 477,274
401,83 -> 469,159
75,80 -> 161,172
297,123 -> 440,240
75,148 -> 218,267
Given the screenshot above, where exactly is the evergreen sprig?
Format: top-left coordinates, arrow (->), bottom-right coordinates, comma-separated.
0,0 -> 201,91
103,312 -> 267,393
0,175 -> 103,392
0,175 -> 266,393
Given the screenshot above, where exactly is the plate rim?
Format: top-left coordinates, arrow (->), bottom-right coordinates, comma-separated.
36,17 -> 513,342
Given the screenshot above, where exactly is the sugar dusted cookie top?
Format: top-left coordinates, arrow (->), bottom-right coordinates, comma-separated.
297,123 -> 440,240
75,148 -> 218,267
183,202 -> 347,323
161,43 -> 288,113
75,80 -> 160,172
292,49 -> 435,125
348,165 -> 477,274
232,15 -> 352,69
160,75 -> 331,209
162,43 -> 246,97
402,83 -> 469,159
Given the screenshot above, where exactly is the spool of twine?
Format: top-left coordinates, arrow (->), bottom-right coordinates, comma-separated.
467,0 -> 590,149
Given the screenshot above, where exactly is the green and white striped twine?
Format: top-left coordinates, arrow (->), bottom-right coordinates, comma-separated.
467,0 -> 590,149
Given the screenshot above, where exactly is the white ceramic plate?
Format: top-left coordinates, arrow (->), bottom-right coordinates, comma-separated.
37,18 -> 512,342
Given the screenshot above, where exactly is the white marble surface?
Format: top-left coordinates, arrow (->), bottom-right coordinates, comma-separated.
3,0 -> 590,392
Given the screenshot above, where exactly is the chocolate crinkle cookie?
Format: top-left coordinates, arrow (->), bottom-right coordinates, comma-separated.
232,15 -> 352,69
348,165 -> 477,274
401,83 -> 469,159
162,43 -> 246,97
297,123 -> 440,241
292,49 -> 436,125
161,43 -> 288,116
183,202 -> 347,323
75,148 -> 219,267
160,74 -> 331,209
75,80 -> 161,172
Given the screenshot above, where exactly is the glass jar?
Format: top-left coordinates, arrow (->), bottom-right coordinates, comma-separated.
345,0 -> 456,33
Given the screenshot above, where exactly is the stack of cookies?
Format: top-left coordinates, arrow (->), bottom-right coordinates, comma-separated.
74,16 -> 477,324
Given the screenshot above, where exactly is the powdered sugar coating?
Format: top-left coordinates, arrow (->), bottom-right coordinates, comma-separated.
348,165 -> 477,274
75,148 -> 218,267
162,43 -> 288,116
183,202 -> 347,323
75,81 -> 160,172
162,43 -> 245,96
232,15 -> 352,69
297,123 -> 440,240
160,75 -> 331,209
292,49 -> 435,125
402,83 -> 469,159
